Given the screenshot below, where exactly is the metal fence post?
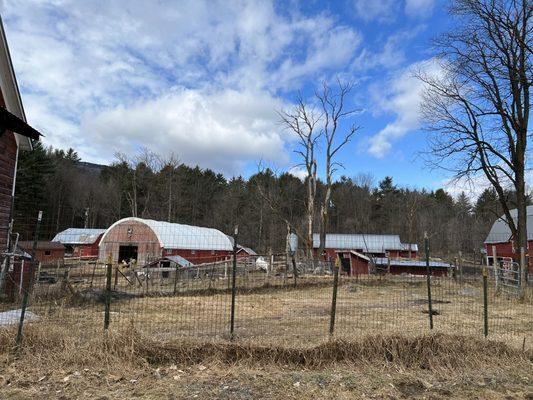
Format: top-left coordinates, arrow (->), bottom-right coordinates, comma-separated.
15,210 -> 42,349
483,266 -> 488,337
424,233 -> 434,330
329,259 -> 340,337
230,226 -> 238,341
104,255 -> 112,330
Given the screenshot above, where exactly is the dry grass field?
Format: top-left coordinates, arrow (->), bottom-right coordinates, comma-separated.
0,273 -> 531,399
13,273 -> 532,349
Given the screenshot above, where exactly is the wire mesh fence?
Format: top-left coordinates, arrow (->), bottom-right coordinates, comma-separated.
0,211 -> 531,350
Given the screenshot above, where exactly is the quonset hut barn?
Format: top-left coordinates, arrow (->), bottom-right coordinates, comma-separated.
98,217 -> 233,266
484,205 -> 533,275
52,228 -> 106,258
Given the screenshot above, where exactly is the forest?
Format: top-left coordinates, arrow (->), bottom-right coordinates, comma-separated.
11,142 -> 521,258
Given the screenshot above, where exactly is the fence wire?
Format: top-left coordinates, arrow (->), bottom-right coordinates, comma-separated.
0,213 -> 531,350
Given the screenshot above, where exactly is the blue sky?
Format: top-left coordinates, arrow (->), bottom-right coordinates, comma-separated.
1,0 -> 464,193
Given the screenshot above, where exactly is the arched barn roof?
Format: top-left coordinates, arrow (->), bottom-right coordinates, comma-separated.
100,217 -> 233,251
485,205 -> 533,244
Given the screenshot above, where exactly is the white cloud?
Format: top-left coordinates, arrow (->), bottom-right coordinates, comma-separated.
288,167 -> 308,181
82,89 -> 288,174
367,59 -> 441,158
405,0 -> 435,18
2,0 -> 362,175
352,0 -> 399,23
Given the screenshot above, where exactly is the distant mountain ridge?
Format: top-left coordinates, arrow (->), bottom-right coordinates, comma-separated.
76,161 -> 106,175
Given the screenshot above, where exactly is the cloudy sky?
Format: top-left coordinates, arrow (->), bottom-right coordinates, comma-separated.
2,0 -> 460,190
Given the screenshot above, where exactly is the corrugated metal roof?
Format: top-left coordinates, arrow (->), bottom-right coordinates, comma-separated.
237,246 -> 257,255
100,217 -> 233,251
373,258 -> 452,268
484,205 -> 533,244
164,255 -> 193,267
313,233 -> 403,252
400,243 -> 419,252
52,228 -> 106,245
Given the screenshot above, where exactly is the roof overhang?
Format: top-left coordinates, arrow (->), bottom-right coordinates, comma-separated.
0,16 -> 39,151
0,106 -> 41,140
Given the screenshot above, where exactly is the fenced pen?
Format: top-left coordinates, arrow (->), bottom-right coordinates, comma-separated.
0,213 -> 532,351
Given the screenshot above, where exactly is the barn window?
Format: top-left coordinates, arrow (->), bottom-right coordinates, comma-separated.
44,250 -> 51,256
191,250 -> 196,255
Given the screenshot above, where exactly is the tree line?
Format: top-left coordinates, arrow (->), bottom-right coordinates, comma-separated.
11,142 -> 523,258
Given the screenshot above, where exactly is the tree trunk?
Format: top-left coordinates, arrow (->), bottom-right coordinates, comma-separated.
515,145 -> 528,295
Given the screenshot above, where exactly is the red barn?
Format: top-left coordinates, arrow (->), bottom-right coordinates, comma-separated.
98,217 -> 233,266
18,241 -> 65,264
484,205 -> 533,275
52,228 -> 106,258
310,233 -> 418,262
0,17 -> 42,299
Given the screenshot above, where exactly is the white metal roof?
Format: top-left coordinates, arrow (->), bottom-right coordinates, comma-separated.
400,243 -> 419,252
100,217 -> 233,251
52,228 -> 107,245
485,205 -> 533,244
312,233 -> 404,253
373,257 -> 452,268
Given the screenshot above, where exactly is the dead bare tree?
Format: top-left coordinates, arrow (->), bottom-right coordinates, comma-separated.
279,96 -> 321,259
418,0 -> 532,292
316,80 -> 359,261
157,152 -> 181,222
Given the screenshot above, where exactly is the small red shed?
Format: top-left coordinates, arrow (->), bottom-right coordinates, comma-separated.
52,228 -> 106,258
18,241 -> 65,264
336,250 -> 370,275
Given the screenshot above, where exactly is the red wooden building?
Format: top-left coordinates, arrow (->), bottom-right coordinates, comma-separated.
99,217 -> 233,266
484,205 -> 533,275
18,241 -> 65,264
310,233 -> 418,261
0,17 -> 42,299
52,228 -> 106,258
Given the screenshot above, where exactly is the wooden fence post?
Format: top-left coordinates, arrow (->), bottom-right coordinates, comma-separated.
329,259 -> 340,337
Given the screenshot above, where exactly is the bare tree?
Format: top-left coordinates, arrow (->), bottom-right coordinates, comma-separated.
419,0 -> 532,290
157,152 -> 181,222
279,96 -> 321,259
316,80 -> 359,261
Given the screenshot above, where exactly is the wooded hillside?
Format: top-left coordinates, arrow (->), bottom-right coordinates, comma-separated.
12,143 -> 523,256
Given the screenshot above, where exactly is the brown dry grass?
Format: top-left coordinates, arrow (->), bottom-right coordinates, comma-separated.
0,324 -> 531,399
17,275 -> 531,350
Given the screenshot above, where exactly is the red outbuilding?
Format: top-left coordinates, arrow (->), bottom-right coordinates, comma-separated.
310,233 -> 418,262
484,206 -> 533,275
99,217 -> 233,266
52,228 -> 106,258
0,17 -> 42,300
18,241 -> 65,264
